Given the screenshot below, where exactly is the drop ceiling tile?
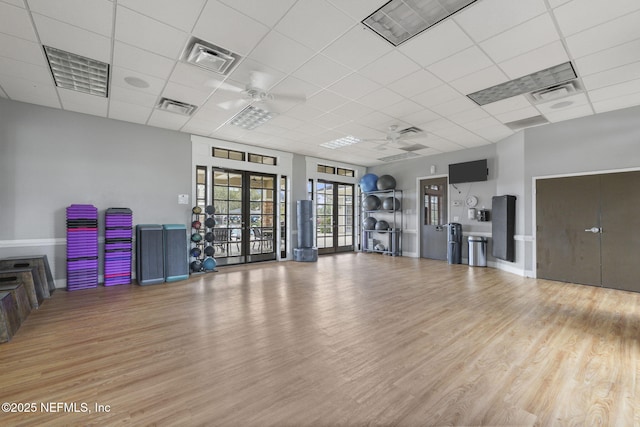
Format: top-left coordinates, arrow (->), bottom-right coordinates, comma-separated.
399,20 -> 473,67
359,50 -> 421,86
534,93 -> 590,116
111,66 -> 166,97
354,110 -> 394,129
575,39 -> 640,77
118,0 -> 205,32
427,46 -> 493,83
454,0 -> 547,42
402,108 -> 441,126
227,58 -> 286,91
330,101 -> 375,120
543,104 -> 594,123
322,25 -> 393,71
333,122 -> 385,140
270,76 -> 321,100
494,106 -> 540,123
327,72 -> 380,100
218,0 -> 296,28
33,14 -> 111,63
480,14 -> 559,64
553,0 -> 640,37
29,0 -> 113,36
116,6 -> 188,59
0,56 -> 52,84
255,122 -> 291,136
448,107 -> 490,125
163,81 -> 212,106
481,94 -> 531,115
589,78 -> 640,103
326,0 -> 387,21
113,41 -> 176,80
284,104 -> 325,121
422,136 -> 465,152
592,92 -> 640,114
292,54 -> 351,88
262,114 -> 306,130
564,10 -> 640,59
311,111 -> 352,129
429,96 -> 477,116
276,0 -> 354,51
357,87 -> 403,110
305,90 -> 349,112
498,41 -> 570,81
58,88 -> 108,116
249,31 -> 315,74
449,66 -> 509,95
0,0 -> 25,7
0,73 -> 60,108
194,2 -> 270,56
109,85 -> 159,108
294,122 -> 328,136
0,33 -> 46,66
473,124 -> 514,142
548,0 -> 571,7
462,116 -> 503,131
411,85 -> 460,108
147,109 -> 191,130
384,99 -> 424,119
387,69 -> 442,98
0,2 -> 38,41
582,61 -> 640,91
182,116 -> 226,136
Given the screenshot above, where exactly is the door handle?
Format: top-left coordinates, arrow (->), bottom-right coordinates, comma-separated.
435,225 -> 443,231
584,227 -> 601,233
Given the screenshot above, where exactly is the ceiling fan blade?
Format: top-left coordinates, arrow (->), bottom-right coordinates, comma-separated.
249,71 -> 272,90
218,99 -> 249,110
209,80 -> 244,93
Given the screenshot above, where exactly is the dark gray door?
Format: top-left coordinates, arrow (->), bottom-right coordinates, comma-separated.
421,177 -> 448,260
536,171 -> 640,292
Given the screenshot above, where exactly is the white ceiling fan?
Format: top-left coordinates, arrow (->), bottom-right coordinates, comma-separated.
216,71 -> 306,112
368,125 -> 425,150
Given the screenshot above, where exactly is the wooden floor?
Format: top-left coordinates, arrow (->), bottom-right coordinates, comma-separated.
1,253 -> 640,426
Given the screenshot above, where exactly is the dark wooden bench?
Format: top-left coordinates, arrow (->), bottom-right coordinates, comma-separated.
0,268 -> 45,309
0,281 -> 31,324
0,291 -> 20,343
0,255 -> 56,296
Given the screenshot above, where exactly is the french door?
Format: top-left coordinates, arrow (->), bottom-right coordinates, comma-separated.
316,180 -> 354,254
421,177 -> 448,260
212,168 -> 277,266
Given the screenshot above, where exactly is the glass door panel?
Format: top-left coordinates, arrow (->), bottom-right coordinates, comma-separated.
317,180 -> 354,254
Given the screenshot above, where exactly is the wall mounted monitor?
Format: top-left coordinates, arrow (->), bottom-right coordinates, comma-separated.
448,159 -> 488,184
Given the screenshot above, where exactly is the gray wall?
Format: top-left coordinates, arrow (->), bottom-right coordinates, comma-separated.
0,98 -> 192,284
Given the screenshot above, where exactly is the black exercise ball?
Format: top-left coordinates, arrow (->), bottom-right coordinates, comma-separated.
204,232 -> 214,242
190,247 -> 201,258
375,220 -> 390,231
205,205 -> 216,215
363,195 -> 381,211
204,217 -> 216,228
382,197 -> 401,211
204,246 -> 215,257
363,217 -> 377,230
377,174 -> 396,191
190,260 -> 202,272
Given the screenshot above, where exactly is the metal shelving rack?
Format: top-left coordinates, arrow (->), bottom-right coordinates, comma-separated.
361,189 -> 402,256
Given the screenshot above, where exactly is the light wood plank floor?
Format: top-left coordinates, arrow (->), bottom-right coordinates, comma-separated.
2,253 -> 640,426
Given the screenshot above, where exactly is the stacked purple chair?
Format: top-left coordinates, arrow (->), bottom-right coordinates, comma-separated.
66,204 -> 98,291
104,208 -> 133,286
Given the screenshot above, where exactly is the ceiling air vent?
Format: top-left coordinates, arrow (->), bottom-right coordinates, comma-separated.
505,115 -> 549,131
400,143 -> 428,152
529,80 -> 582,103
183,37 -> 241,76
378,152 -> 420,162
157,98 -> 197,116
399,126 -> 423,135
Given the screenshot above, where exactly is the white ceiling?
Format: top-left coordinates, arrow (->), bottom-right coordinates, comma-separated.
1,0 -> 640,166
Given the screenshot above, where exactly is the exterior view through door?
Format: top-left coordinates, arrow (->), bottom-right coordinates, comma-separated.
316,180 -> 354,255
421,177 -> 448,260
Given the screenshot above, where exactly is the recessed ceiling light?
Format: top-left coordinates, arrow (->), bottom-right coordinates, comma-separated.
157,98 -> 198,116
183,37 -> 241,76
229,105 -> 275,130
363,0 -> 478,46
124,76 -> 149,89
467,62 -> 577,106
44,45 -> 109,97
320,135 -> 361,149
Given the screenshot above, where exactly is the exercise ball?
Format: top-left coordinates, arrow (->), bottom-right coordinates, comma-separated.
363,217 -> 377,230
191,220 -> 202,229
375,220 -> 390,230
382,197 -> 401,211
205,205 -> 216,215
190,247 -> 201,258
374,243 -> 386,251
204,246 -> 215,257
190,260 -> 202,272
204,217 -> 216,228
192,206 -> 202,214
204,232 -> 214,242
363,195 -> 381,211
191,232 -> 202,242
377,174 -> 396,190
359,173 -> 378,192
203,257 -> 217,271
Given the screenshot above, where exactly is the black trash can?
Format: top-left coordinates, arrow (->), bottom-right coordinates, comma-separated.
468,236 -> 487,267
446,223 -> 462,264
